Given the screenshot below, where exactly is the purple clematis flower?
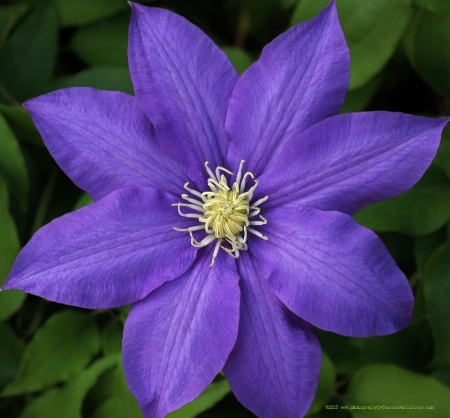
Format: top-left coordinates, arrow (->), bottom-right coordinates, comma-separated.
3,2 -> 449,417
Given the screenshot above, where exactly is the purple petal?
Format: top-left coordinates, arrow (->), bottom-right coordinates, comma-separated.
122,249 -> 240,418
259,112 -> 449,214
128,3 -> 238,183
24,88 -> 186,200
251,205 -> 414,337
227,1 -> 349,177
224,253 -> 321,418
3,187 -> 197,309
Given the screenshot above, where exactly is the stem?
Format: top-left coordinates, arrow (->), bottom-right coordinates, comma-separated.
235,5 -> 250,48
30,169 -> 58,237
435,95 -> 450,117
0,82 -> 20,106
409,269 -> 421,289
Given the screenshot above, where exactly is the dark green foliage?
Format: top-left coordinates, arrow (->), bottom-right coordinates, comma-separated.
1,0 -> 450,417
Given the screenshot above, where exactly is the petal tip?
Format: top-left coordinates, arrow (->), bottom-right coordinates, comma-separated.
0,282 -> 11,291
319,0 -> 339,19
129,1 -> 143,14
438,116 -> 450,128
129,1 -> 161,18
1,271 -> 22,292
22,98 -> 37,113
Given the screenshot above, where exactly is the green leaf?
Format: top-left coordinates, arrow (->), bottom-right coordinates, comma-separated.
0,104 -> 43,147
291,0 -> 330,23
0,113 -> 28,209
317,320 -> 433,376
53,67 -> 133,95
0,5 -> 57,102
89,366 -> 141,418
280,0 -> 299,9
0,287 -> 24,323
412,281 -> 427,323
0,178 -> 24,321
18,355 -> 120,418
414,0 -> 450,13
73,193 -> 94,211
92,396 -> 142,418
345,364 -> 450,416
2,310 -> 100,395
403,9 -> 450,96
423,241 -> 450,367
414,228 -> 446,273
360,320 -> 433,372
307,353 -> 336,416
0,322 -> 24,389
86,359 -> 139,418
222,46 -> 253,74
54,0 -> 127,26
118,304 -> 131,323
101,320 -> 123,356
316,332 -> 365,376
167,379 -> 231,418
340,75 -> 382,113
435,128 -> 450,180
0,3 -> 29,49
291,0 -> 412,89
354,164 -> 450,236
379,232 -> 415,274
432,369 -> 450,388
71,16 -> 129,67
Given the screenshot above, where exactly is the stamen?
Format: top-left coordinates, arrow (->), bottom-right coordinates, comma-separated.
248,228 -> 268,240
237,232 -> 248,245
177,203 -> 204,212
246,179 -> 259,200
210,239 -> 222,267
181,194 -> 204,208
215,166 -> 233,180
249,215 -> 267,226
221,245 -> 240,259
184,182 -> 204,199
173,160 -> 268,265
173,225 -> 205,232
252,196 -> 269,208
249,220 -> 266,226
235,160 -> 245,189
190,232 -> 216,247
172,203 -> 202,219
240,172 -> 254,193
204,161 -> 217,182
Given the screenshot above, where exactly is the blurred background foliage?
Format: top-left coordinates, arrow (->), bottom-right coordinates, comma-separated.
1,0 -> 450,417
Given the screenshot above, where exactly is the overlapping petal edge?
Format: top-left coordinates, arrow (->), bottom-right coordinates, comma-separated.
3,1 -> 449,418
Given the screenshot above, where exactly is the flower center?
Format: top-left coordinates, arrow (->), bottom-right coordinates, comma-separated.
202,184 -> 249,240
173,160 -> 268,266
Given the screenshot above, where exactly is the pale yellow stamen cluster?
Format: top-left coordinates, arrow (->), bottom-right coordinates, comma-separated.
173,160 -> 268,266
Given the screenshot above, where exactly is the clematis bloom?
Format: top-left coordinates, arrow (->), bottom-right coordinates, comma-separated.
3,2 -> 448,417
